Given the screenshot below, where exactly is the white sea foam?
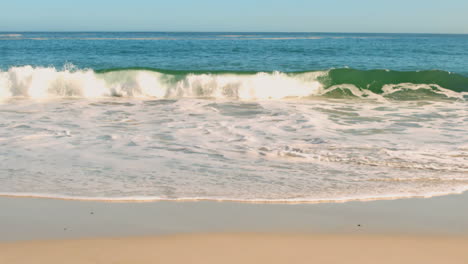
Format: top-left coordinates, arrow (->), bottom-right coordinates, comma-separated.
0,94 -> 466,202
1,187 -> 468,204
0,66 -> 326,99
1,66 -> 467,203
382,83 -> 467,100
1,66 -> 465,101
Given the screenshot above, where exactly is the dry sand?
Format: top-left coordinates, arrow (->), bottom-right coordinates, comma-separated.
1,233 -> 468,264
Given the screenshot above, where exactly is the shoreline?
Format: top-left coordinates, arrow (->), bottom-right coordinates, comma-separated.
2,190 -> 468,263
1,188 -> 467,204
2,191 -> 468,242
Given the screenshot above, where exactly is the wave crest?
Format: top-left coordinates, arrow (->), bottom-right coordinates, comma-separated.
0,66 -> 466,100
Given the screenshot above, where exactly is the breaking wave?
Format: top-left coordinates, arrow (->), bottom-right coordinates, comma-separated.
0,65 -> 467,100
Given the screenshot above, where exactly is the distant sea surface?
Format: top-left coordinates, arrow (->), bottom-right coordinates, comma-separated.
0,32 -> 467,202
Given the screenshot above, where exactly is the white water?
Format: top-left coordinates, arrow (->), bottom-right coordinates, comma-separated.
1,66 -> 466,101
0,92 -> 467,202
0,66 -> 324,99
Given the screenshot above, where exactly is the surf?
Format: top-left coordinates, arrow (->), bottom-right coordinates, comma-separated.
0,65 -> 467,100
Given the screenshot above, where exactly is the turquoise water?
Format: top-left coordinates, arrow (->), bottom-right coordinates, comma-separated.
0,32 -> 467,202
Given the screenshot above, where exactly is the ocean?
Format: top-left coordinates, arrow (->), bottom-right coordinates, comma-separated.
0,32 -> 467,202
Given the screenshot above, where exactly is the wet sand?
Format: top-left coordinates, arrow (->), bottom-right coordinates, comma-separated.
1,192 -> 468,241
1,193 -> 468,263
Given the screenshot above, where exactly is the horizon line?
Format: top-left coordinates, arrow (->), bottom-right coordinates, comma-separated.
1,30 -> 467,35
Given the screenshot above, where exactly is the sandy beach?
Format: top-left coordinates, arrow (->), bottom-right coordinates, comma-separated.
1,192 -> 468,263
2,234 -> 468,264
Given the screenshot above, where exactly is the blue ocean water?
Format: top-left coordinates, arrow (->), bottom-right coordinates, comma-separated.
0,32 -> 467,202
1,32 -> 468,74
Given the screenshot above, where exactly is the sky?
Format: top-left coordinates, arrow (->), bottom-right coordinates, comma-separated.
1,0 -> 467,33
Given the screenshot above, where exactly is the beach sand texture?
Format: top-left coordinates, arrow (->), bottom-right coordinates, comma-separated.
2,234 -> 468,264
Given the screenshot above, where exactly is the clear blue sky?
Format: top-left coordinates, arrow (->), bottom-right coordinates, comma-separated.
1,0 -> 467,33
